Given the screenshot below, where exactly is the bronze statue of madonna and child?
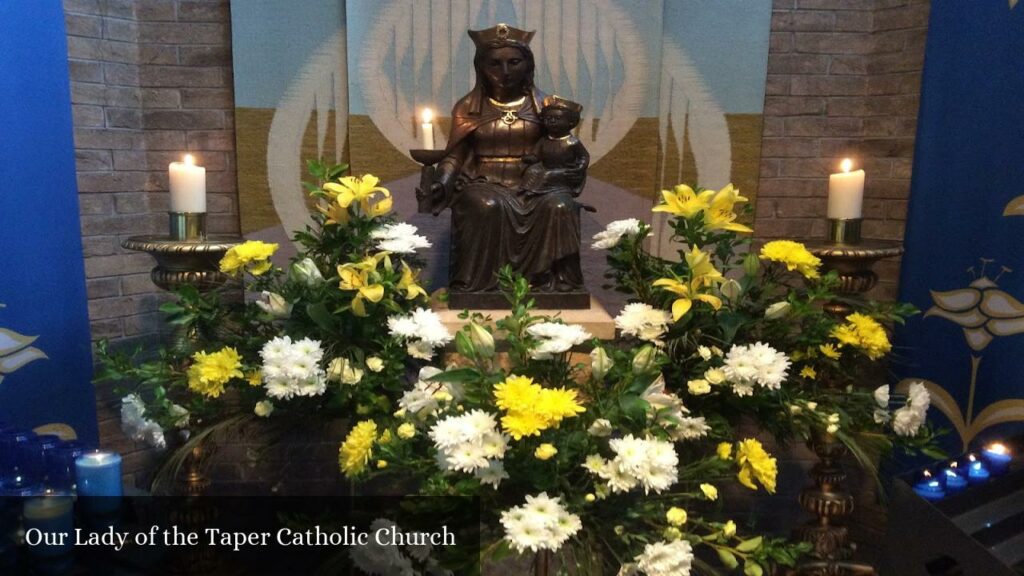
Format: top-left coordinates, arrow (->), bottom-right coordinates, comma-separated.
413,23 -> 593,309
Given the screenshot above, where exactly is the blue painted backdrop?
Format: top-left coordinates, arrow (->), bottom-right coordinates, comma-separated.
896,0 -> 1024,451
0,0 -> 98,443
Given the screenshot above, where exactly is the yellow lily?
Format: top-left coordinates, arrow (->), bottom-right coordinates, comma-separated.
323,175 -> 391,214
651,184 -> 714,219
397,261 -> 427,300
704,184 -> 753,233
653,246 -> 724,321
368,196 -> 393,218
317,199 -> 350,226
337,264 -> 385,317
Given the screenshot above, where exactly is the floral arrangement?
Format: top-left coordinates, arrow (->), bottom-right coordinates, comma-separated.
99,167 -> 943,574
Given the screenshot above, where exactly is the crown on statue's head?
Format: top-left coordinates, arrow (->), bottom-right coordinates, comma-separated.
468,23 -> 535,47
542,95 -> 584,114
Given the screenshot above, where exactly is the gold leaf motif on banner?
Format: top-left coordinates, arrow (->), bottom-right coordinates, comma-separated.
0,326 -> 48,385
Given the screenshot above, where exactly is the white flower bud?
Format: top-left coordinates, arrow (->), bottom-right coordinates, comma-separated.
590,347 -> 613,380
764,301 -> 791,320
366,356 -> 385,373
720,279 -> 742,300
255,291 -> 292,319
254,401 -> 274,418
468,322 -> 495,359
290,258 -> 324,286
632,345 -> 658,374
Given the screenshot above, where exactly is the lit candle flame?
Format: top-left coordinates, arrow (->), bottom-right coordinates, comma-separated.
184,154 -> 195,166
950,461 -> 958,469
985,442 -> 1009,456
421,108 -> 434,124
923,470 -> 932,478
840,158 -> 853,173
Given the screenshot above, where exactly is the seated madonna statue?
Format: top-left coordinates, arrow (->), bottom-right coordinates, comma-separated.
417,23 -> 590,307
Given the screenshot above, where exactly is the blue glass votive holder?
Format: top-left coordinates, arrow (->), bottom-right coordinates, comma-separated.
912,468 -> 946,501
45,442 -> 87,492
0,429 -> 41,495
23,489 -> 75,558
942,461 -> 968,494
963,453 -> 991,485
981,442 -> 1012,476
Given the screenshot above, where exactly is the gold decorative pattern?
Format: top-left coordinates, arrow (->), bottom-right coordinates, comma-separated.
0,303 -> 48,385
121,235 -> 243,291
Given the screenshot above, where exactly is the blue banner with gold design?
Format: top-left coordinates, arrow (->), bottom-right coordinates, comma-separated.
0,1 -> 98,443
896,0 -> 1024,450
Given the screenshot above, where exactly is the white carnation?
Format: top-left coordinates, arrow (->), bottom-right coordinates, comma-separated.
723,342 -> 791,395
892,405 -> 925,437
527,322 -> 592,360
591,218 -> 643,250
120,394 -> 167,450
635,539 -> 693,576
370,222 -> 431,254
873,385 -> 890,409
615,303 -> 672,345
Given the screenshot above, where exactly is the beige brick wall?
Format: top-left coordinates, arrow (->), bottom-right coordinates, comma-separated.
65,0 -> 238,483
756,0 -> 929,300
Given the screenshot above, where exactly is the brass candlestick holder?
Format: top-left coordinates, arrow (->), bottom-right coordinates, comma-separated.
122,216 -> 242,496
790,235 -> 904,575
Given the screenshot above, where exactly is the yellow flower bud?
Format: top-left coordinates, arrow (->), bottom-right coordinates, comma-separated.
397,423 -> 416,440
376,460 -> 388,469
534,443 -> 558,461
366,356 -> 385,372
663,527 -> 682,541
585,493 -> 596,503
700,483 -> 718,501
666,507 -> 688,526
723,520 -> 737,538
717,442 -> 733,460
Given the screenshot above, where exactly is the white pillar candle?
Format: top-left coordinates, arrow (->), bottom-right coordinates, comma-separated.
827,158 -> 865,219
420,108 -> 435,150
169,154 -> 206,213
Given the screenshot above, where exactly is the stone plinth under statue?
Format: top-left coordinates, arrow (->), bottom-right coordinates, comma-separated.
413,23 -> 593,310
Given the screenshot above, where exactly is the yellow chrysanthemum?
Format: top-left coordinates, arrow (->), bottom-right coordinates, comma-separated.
219,241 -> 279,276
759,240 -> 821,279
666,507 -> 688,527
717,442 -> 733,460
245,370 -> 262,387
187,347 -> 243,398
493,375 -> 585,440
534,443 -> 558,460
735,438 -> 778,494
800,366 -> 817,379
651,184 -> 713,219
831,313 -> 891,360
339,420 -> 378,477
819,343 -> 841,360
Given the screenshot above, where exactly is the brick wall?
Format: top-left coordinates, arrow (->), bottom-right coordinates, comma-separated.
756,0 -> 930,300
65,0 -> 238,484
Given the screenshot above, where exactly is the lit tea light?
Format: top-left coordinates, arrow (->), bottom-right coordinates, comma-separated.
942,461 -> 968,493
912,469 -> 946,502
981,442 -> 1012,476
964,453 -> 990,485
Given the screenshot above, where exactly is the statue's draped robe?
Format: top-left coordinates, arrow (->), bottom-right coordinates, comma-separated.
437,89 -> 583,292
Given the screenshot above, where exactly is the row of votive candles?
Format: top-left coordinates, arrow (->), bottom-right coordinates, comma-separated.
913,442 -> 1013,501
0,425 -> 122,497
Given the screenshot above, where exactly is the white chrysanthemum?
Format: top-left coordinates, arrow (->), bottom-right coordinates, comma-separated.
615,303 -> 672,345
475,460 -> 509,488
120,394 -> 167,450
260,336 -> 327,400
874,385 -> 890,409
592,435 -> 679,495
500,493 -> 581,553
588,418 -> 613,437
591,218 -> 643,250
723,342 -> 791,395
398,367 -> 449,416
428,410 -> 507,476
673,416 -> 711,440
635,539 -> 693,576
370,222 -> 431,254
527,322 -> 592,359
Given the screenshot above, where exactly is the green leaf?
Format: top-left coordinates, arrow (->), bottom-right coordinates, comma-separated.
736,536 -> 763,552
743,560 -> 764,576
427,368 -> 482,384
305,302 -> 336,332
717,548 -> 739,569
618,395 -> 649,421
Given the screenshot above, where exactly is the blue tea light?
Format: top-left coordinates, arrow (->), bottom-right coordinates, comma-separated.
942,461 -> 968,493
75,450 -> 122,497
981,442 -> 1012,476
912,469 -> 946,501
23,489 -> 75,558
964,453 -> 990,485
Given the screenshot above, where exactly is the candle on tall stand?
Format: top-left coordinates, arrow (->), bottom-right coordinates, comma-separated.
420,108 -> 435,150
168,153 -> 207,241
827,158 -> 865,245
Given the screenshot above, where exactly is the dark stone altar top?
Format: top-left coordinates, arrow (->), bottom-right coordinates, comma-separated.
415,23 -> 591,309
